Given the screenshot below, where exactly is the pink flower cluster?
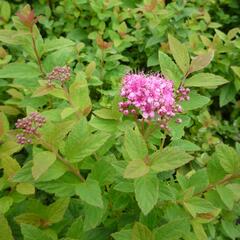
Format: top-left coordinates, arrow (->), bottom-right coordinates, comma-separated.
16,112 -> 46,144
47,66 -> 71,86
119,73 -> 190,129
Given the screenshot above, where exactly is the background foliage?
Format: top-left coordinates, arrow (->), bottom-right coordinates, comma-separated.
0,0 -> 239,239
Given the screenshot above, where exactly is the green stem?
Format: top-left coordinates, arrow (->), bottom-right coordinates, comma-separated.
30,28 -> 45,76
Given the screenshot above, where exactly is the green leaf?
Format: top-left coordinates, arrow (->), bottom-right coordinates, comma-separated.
66,217 -> 84,239
20,224 -> 53,240
75,178 -> 103,208
169,139 -> 200,151
132,222 -> 154,240
69,73 -> 92,115
66,129 -> 110,162
189,51 -> 214,74
183,197 -> 219,218
0,63 -> 41,79
215,144 -> 240,173
0,196 -> 13,214
36,173 -> 80,197
168,34 -> 190,74
32,151 -> 56,180
150,147 -> 193,173
40,121 -> 74,149
221,220 -> 240,239
124,126 -> 148,161
158,50 -> 182,87
47,198 -> 70,224
93,108 -> 121,120
124,160 -> 149,179
44,37 -> 75,52
134,174 -> 159,215
216,185 -> 234,210
192,221 -> 208,240
0,214 -> 14,240
181,92 -> 210,111
16,183 -> 35,195
185,73 -> 228,88
83,203 -> 105,231
112,229 -> 132,240
1,1 -> 11,22
154,219 -> 189,240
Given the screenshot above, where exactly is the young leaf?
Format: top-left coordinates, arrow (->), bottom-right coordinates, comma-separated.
150,147 -> 193,173
124,160 -> 149,179
112,229 -> 132,240
124,126 -> 148,161
215,144 -> 240,174
189,51 -> 214,74
0,214 -> 14,240
158,50 -> 182,87
185,73 -> 228,87
32,151 -> 56,180
75,178 -> 103,208
132,222 -> 154,240
134,174 -> 159,215
168,34 -> 190,74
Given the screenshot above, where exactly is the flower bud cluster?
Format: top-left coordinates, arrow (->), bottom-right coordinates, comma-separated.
176,86 -> 190,101
15,112 -> 46,144
119,73 -> 190,130
47,66 -> 71,86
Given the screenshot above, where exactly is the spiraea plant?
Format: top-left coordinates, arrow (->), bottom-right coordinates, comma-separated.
0,2 -> 239,240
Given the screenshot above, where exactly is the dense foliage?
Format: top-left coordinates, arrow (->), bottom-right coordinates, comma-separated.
0,0 -> 240,239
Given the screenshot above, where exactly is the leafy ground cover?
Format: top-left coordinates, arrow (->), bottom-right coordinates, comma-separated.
0,0 -> 240,239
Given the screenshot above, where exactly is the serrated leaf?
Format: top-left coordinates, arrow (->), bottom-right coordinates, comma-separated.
132,222 -> 154,240
66,130 -> 110,163
124,126 -> 148,161
168,34 -> 190,74
215,144 -> 240,174
189,51 -> 214,74
158,50 -> 182,87
150,147 -> 193,173
124,160 -> 149,179
170,139 -> 200,151
134,174 -> 159,215
32,151 -> 56,180
75,179 -> 103,208
185,73 -> 228,87
112,229 -> 132,240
